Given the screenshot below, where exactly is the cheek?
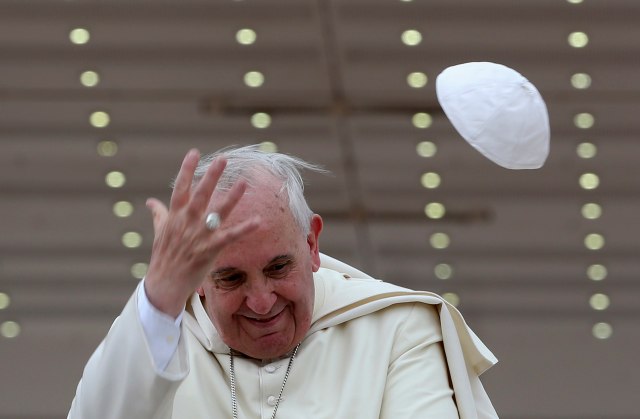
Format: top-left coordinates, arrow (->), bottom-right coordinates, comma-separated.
205,288 -> 242,322
288,278 -> 314,317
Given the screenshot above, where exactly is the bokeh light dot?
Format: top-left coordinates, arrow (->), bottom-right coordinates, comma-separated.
584,233 -> 605,250
589,293 -> 610,311
442,292 -> 460,307
244,71 -> 264,88
1,321 -> 20,338
412,112 -> 433,129
401,29 -> 422,46
434,263 -> 453,280
421,172 -> 441,189
592,322 -> 613,339
113,201 -> 134,218
90,111 -> 110,128
80,70 -> 100,87
258,141 -> 278,153
430,232 -> 450,249
571,73 -> 591,89
69,28 -> 90,45
105,171 -> 126,188
251,112 -> 271,129
407,72 -> 428,88
122,231 -> 143,248
577,142 -> 597,159
574,112 -> 594,129
131,263 -> 149,279
416,141 -> 437,158
579,173 -> 599,190
587,264 -> 607,281
568,31 -> 589,48
0,293 -> 10,310
424,202 -> 446,219
581,203 -> 602,220
236,28 -> 257,45
97,140 -> 118,157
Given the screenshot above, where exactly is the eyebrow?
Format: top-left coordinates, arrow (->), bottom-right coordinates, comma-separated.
210,254 -> 292,277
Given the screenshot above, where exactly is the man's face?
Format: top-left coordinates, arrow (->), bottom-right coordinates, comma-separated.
198,180 -> 322,360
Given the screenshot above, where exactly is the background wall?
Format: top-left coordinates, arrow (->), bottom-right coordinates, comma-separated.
0,0 -> 639,418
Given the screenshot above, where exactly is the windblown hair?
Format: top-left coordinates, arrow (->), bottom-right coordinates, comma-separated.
190,144 -> 327,234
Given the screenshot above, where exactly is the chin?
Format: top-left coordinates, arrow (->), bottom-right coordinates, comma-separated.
246,335 -> 299,360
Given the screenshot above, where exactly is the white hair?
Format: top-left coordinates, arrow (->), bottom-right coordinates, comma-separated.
189,145 -> 327,234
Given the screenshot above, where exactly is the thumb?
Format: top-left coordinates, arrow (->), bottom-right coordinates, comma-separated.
146,198 -> 169,235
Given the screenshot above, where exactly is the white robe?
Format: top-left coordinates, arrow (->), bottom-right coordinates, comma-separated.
68,255 -> 498,418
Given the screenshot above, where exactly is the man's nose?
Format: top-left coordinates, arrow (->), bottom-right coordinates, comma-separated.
244,280 -> 277,315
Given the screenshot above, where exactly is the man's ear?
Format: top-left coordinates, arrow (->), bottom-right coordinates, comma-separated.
307,214 -> 323,272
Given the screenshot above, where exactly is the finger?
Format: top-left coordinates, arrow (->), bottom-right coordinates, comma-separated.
211,178 -> 248,221
190,156 -> 227,210
170,149 -> 200,210
213,216 -> 262,249
146,198 -> 169,235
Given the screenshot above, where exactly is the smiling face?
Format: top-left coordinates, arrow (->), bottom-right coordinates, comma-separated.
197,178 -> 322,359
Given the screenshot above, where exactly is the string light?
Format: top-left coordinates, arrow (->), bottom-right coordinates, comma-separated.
416,141 -> 437,158
80,71 -> 100,87
0,293 -> 10,310
105,171 -> 126,188
587,264 -> 607,281
579,173 -> 599,190
236,28 -> 257,45
1,321 -> 20,338
568,31 -> 589,48
420,172 -> 441,189
412,112 -> 432,129
122,232 -> 143,248
258,141 -> 278,152
581,203 -> 602,220
113,201 -> 134,218
442,292 -> 460,307
584,233 -> 605,250
90,111 -> 110,128
69,28 -> 90,45
576,142 -> 597,159
589,293 -> 610,311
434,263 -> 453,280
131,263 -> 148,279
429,232 -> 450,249
407,72 -> 428,88
592,322 -> 613,339
401,29 -> 422,46
97,140 -> 118,157
424,202 -> 446,219
244,71 -> 264,88
571,73 -> 591,89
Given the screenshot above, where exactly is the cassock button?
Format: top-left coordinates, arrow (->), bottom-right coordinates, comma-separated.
265,365 -> 277,373
267,396 -> 278,406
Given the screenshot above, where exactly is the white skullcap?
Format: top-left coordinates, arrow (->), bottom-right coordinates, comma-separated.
436,62 -> 550,169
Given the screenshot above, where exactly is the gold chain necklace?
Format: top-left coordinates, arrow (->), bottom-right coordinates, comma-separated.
229,343 -> 301,419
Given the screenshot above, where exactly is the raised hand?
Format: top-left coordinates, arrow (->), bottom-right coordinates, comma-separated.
143,149 -> 260,317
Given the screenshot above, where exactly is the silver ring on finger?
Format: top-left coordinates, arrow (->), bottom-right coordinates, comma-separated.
205,212 -> 221,231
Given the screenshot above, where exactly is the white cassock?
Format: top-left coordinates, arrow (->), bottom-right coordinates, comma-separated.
68,254 -> 499,419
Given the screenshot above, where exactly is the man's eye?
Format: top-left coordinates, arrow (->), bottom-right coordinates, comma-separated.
213,273 -> 245,288
267,262 -> 290,277
221,273 -> 244,282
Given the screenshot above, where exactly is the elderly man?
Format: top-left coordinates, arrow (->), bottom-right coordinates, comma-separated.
68,145 -> 498,419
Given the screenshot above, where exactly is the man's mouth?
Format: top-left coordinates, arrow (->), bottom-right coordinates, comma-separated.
244,308 -> 285,327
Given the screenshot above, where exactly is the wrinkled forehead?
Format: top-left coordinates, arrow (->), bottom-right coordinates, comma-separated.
211,169 -> 283,200
193,161 -> 281,192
